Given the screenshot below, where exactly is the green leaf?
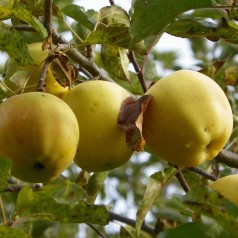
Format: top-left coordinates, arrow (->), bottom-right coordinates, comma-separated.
0,0 -> 14,19
120,225 -> 152,238
0,225 -> 31,238
181,185 -> 238,236
130,0 -> 213,43
166,18 -> 238,45
0,158 -> 12,191
16,186 -> 109,225
84,25 -> 147,54
61,4 -> 96,31
101,46 -> 130,82
98,5 -> 130,27
158,218 -> 235,238
11,7 -> 47,37
0,22 -> 33,65
136,167 -> 177,237
86,171 -> 109,204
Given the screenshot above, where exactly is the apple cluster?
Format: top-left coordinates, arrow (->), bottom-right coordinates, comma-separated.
0,42 -> 233,185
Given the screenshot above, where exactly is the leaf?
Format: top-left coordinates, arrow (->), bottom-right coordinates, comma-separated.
136,167 -> 177,237
130,0 -> 213,43
120,225 -> 152,238
181,185 -> 238,236
84,25 -> 147,54
118,95 -> 152,151
0,22 -> 33,65
61,4 -> 96,31
0,226 -> 31,238
98,5 -> 130,27
166,18 -> 238,45
86,171 -> 109,204
11,7 -> 47,37
16,186 -> 110,225
0,0 -> 14,20
158,222 -> 235,238
101,45 -> 130,82
0,158 -> 12,191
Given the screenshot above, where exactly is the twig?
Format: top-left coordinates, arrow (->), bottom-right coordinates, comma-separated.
127,50 -> 147,93
44,0 -> 53,37
86,223 -> 106,238
215,149 -> 238,168
51,28 -> 115,83
188,167 -> 217,181
109,0 -> 115,5
109,211 -> 155,235
11,25 -> 37,32
175,166 -> 190,192
36,54 -> 58,92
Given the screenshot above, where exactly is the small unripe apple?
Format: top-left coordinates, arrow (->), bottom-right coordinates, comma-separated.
62,80 -> 133,172
210,174 -> 238,206
143,70 -> 233,167
2,42 -> 68,97
0,92 -> 79,183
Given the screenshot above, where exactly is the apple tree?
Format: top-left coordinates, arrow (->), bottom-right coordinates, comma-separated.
0,0 -> 238,237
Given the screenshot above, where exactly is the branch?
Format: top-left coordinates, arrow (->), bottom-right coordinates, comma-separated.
127,50 -> 147,93
215,149 -> 238,168
109,0 -> 115,5
44,0 -> 53,37
51,28 -> 115,83
188,167 -> 217,181
174,166 -> 190,192
109,211 -> 156,235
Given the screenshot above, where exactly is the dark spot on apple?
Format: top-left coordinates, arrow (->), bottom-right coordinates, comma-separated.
33,162 -> 45,171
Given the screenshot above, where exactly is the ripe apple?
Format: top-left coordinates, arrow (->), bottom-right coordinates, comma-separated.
0,92 -> 79,183
2,42 -> 68,97
143,70 -> 233,167
62,80 -> 133,172
210,174 -> 238,206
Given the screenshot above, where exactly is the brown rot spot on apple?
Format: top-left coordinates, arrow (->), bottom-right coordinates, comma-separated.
33,162 -> 45,171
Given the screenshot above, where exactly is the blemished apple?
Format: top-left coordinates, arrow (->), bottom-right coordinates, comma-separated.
143,70 -> 233,167
0,92 -> 79,183
62,80 -> 133,172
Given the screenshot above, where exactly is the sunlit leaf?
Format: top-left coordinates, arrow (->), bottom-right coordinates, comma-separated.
11,7 -> 47,37
136,167 -> 177,237
61,4 -> 96,31
84,25 -> 147,54
98,5 -> 130,27
0,0 -> 14,20
130,0 -> 213,43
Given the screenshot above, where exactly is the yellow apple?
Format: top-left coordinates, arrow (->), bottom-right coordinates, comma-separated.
62,80 -> 133,172
143,70 -> 233,167
210,174 -> 238,206
2,42 -> 68,97
0,92 -> 79,183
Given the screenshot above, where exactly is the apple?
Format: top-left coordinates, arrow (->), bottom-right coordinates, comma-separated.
143,70 -> 233,167
62,80 -> 133,172
0,92 -> 79,183
210,174 -> 238,206
2,42 -> 68,97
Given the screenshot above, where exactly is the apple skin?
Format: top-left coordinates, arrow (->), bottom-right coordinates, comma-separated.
62,80 -> 133,172
2,42 -> 68,97
0,92 -> 79,183
210,174 -> 238,206
143,70 -> 233,167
